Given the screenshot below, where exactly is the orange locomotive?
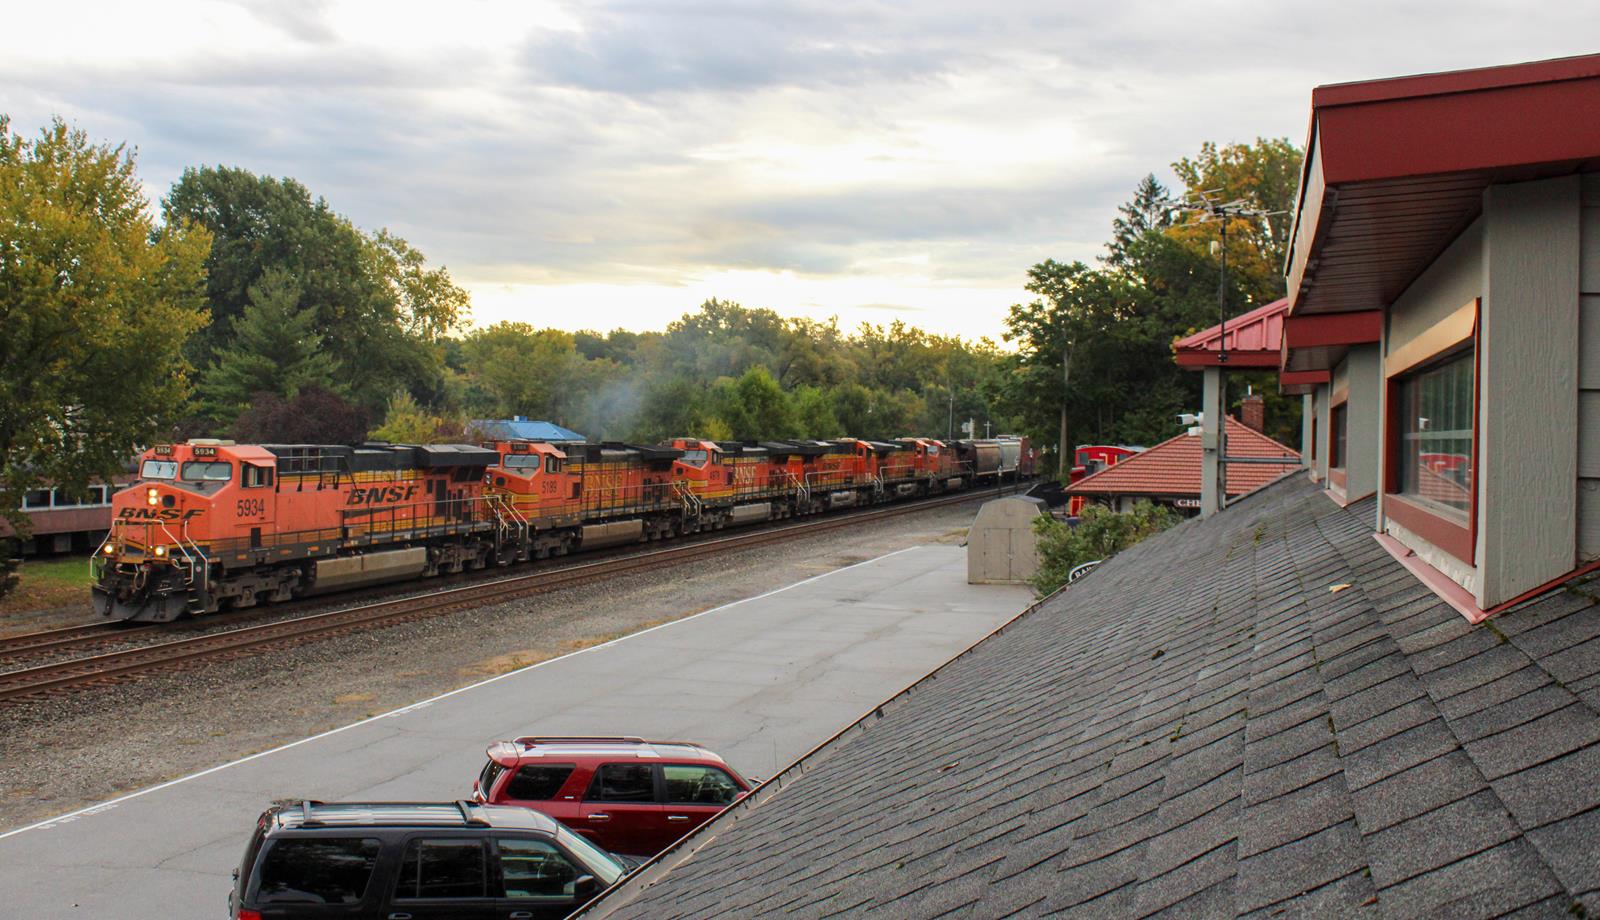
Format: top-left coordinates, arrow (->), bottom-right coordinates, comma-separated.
93,440 -> 503,621
94,434 -> 1021,622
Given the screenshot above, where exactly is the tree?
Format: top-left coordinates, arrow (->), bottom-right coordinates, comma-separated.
369,391 -> 446,444
1105,173 -> 1173,272
0,116 -> 210,597
1168,138 -> 1302,306
1030,501 -> 1178,595
459,323 -> 588,423
164,167 -> 468,415
713,367 -> 800,440
198,268 -> 338,423
232,386 -> 368,444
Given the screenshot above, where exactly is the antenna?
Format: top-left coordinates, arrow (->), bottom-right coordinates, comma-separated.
1153,190 -> 1287,364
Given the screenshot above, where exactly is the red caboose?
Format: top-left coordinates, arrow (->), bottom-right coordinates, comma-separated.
1066,445 -> 1143,515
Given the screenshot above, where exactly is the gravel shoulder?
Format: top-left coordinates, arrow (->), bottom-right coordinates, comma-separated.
0,501 -> 984,833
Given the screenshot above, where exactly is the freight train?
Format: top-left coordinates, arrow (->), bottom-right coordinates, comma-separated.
91,435 -> 1033,622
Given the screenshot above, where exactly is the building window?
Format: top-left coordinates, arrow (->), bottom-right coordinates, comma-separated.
1331,404 -> 1348,470
1395,348 -> 1474,521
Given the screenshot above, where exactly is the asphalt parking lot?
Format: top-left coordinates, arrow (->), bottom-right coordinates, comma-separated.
0,544 -> 1032,918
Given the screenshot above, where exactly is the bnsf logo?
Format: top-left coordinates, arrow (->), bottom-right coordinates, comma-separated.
346,484 -> 421,506
117,508 -> 204,522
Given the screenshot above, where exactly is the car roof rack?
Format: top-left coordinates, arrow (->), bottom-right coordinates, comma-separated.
515,735 -> 649,746
456,799 -> 491,826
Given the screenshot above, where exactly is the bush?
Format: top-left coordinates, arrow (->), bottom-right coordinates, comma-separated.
1030,500 -> 1179,595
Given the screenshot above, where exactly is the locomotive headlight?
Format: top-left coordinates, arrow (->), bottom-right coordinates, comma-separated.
146,487 -> 159,506
153,545 -> 167,557
103,544 -> 116,555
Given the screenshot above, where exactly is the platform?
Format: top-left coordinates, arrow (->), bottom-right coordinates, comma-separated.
0,545 -> 1032,918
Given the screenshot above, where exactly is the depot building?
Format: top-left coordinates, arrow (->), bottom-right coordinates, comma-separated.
1282,53 -> 1600,620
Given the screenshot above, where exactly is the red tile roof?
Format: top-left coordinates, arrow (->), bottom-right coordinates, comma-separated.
1065,418 -> 1299,499
1172,298 -> 1290,368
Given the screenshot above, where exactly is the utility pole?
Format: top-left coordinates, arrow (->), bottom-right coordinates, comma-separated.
947,386 -> 955,441
1058,343 -> 1072,481
1154,190 -> 1285,517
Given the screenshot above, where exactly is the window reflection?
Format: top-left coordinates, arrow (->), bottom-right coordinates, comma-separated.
1396,349 -> 1473,519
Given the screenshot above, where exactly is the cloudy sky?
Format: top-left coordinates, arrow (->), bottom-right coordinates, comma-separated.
4,1 -> 1594,340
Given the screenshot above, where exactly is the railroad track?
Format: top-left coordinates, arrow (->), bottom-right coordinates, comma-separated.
0,622 -> 161,660
0,490 -> 994,704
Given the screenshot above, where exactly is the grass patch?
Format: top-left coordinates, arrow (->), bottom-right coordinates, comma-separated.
1,555 -> 94,615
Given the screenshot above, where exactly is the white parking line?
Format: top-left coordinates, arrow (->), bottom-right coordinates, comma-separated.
0,546 -> 922,841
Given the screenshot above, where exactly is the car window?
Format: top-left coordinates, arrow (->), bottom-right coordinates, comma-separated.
256,837 -> 381,905
394,838 -> 488,900
661,765 -> 741,805
554,826 -> 626,887
497,838 -> 580,901
585,763 -> 655,802
506,764 -> 575,800
478,760 -> 506,797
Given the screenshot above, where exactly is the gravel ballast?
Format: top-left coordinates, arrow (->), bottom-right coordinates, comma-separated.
0,501 -> 988,833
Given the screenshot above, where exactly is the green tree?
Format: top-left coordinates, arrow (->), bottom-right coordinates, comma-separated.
0,116 -> 210,595
165,167 -> 467,415
459,323 -> 586,422
713,367 -> 800,440
370,390 -> 445,444
1030,501 -> 1178,595
199,268 -> 338,423
792,386 -> 841,438
1105,173 -> 1173,272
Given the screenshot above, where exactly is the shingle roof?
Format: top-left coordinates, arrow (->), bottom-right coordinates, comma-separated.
1066,418 -> 1299,499
580,475 -> 1600,919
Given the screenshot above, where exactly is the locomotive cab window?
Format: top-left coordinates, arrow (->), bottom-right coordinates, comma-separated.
242,464 -> 273,488
502,454 -> 541,472
141,460 -> 178,480
680,450 -> 708,467
180,461 -> 232,482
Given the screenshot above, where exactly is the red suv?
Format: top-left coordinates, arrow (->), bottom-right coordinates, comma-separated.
472,737 -> 752,857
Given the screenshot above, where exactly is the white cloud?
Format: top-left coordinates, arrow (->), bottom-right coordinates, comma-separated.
2,0 -> 1595,340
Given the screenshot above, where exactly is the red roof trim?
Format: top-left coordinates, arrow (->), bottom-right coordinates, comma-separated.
1284,311 -> 1382,349
1287,53 -> 1600,317
1173,298 -> 1290,368
1312,52 -> 1600,109
1279,370 -> 1330,387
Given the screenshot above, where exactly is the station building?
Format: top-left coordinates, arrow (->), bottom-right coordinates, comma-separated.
1282,52 -> 1600,620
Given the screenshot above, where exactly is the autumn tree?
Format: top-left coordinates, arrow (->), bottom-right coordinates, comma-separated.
0,116 -> 210,596
1167,138 -> 1301,306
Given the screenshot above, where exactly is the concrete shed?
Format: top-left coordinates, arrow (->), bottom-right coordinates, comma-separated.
966,495 -> 1048,585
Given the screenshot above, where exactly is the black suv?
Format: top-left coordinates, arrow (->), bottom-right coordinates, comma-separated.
230,800 -> 632,919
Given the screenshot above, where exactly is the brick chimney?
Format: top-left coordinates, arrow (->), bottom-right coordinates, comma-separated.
1240,393 -> 1265,433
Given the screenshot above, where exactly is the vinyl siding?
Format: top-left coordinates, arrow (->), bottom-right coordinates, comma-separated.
1477,176 -> 1580,604
1580,174 -> 1600,560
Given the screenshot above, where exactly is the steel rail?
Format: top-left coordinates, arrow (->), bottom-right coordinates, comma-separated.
0,623 -> 161,660
0,490 -> 994,704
